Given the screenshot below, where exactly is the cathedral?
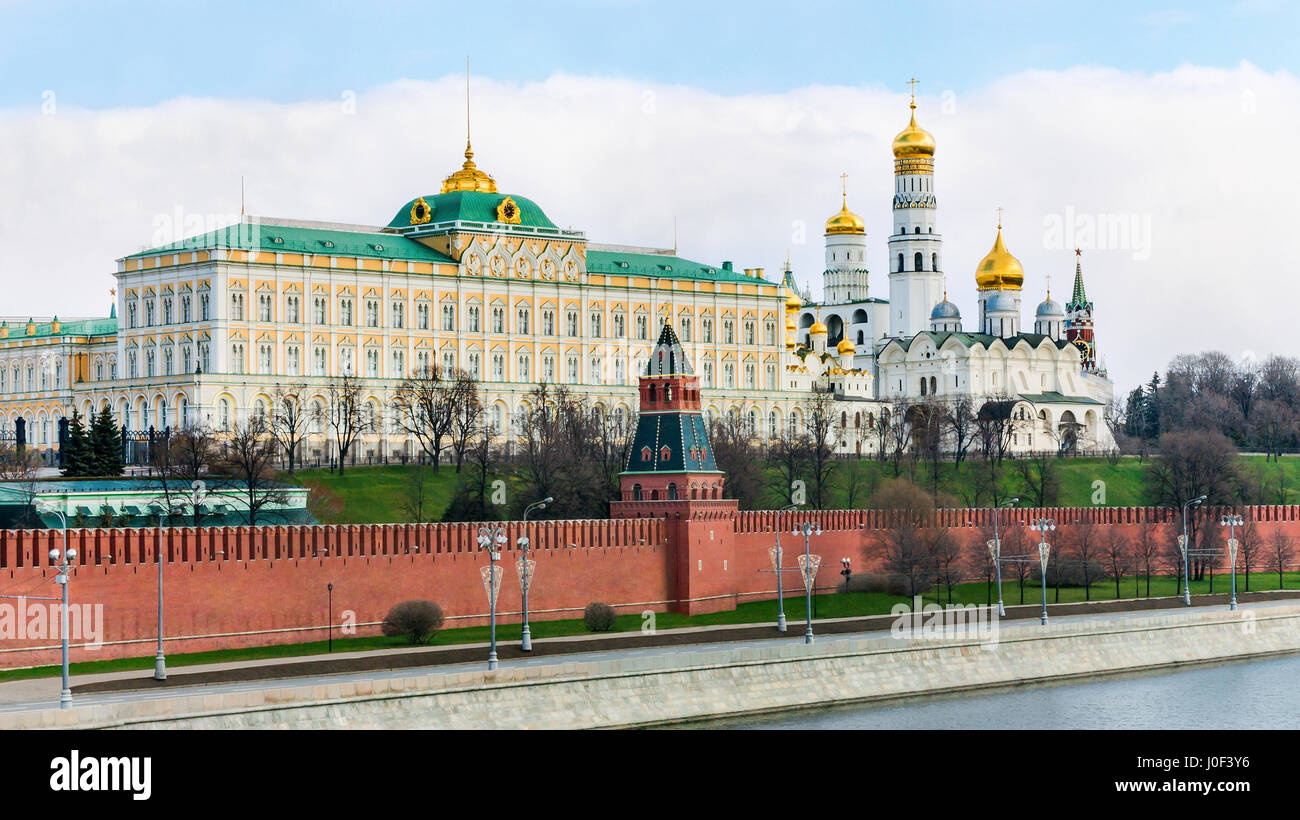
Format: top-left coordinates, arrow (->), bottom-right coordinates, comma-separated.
0,83 -> 1114,466
787,90 -> 1115,454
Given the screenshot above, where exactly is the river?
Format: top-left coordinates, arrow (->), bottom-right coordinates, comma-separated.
698,653 -> 1300,730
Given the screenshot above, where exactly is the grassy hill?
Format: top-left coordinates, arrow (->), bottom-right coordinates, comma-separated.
279,455 -> 1299,525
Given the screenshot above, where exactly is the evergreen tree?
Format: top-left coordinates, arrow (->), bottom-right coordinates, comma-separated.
1143,372 -> 1162,439
60,410 -> 92,476
88,406 -> 124,476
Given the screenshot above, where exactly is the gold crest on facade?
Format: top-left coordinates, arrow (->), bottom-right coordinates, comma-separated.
409,197 -> 433,225
496,195 -> 522,224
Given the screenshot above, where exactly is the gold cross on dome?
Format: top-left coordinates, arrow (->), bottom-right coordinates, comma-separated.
906,77 -> 919,99
996,206 -> 1004,228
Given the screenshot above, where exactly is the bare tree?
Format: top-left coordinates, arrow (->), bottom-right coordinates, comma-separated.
446,371 -> 484,472
1059,516 -> 1103,601
803,389 -> 838,509
872,478 -> 937,598
929,527 -> 964,605
943,396 -> 978,467
0,444 -> 42,528
391,364 -> 459,471
1015,450 -> 1062,508
269,382 -> 309,472
709,408 -> 764,509
769,418 -> 810,506
321,374 -> 366,474
1102,525 -> 1132,599
1267,526 -> 1295,589
1236,517 -> 1263,592
217,415 -> 289,526
147,427 -> 219,528
1132,519 -> 1162,598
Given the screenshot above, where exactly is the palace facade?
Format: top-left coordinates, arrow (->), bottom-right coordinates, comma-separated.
0,88 -> 1114,465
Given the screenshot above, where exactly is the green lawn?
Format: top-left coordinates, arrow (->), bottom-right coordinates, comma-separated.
279,464 -> 466,523
9,570 -> 1297,683
278,455 -> 1299,525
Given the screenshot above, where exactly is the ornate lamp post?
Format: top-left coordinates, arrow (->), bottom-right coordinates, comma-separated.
476,525 -> 507,670
36,501 -> 77,709
1032,518 -> 1055,626
768,503 -> 799,632
793,520 -> 823,644
1220,513 -> 1244,611
517,497 -> 552,651
840,557 -> 852,592
989,497 -> 1020,617
154,479 -> 210,681
1180,495 -> 1207,606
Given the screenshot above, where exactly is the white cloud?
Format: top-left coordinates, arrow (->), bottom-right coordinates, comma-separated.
1,63 -> 1296,391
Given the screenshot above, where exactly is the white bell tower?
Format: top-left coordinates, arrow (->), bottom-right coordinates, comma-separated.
887,80 -> 944,339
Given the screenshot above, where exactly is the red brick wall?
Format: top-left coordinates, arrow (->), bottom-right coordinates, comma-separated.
3,505 -> 1300,669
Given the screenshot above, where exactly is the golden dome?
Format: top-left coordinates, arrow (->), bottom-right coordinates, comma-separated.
440,141 -> 498,194
825,197 -> 865,235
975,226 -> 1025,291
809,319 -> 828,335
784,287 -> 803,312
892,101 -> 936,159
837,337 -> 856,355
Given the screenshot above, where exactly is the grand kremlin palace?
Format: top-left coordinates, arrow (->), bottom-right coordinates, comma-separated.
0,96 -> 1115,464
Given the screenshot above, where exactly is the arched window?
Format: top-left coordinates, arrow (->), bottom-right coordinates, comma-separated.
920,378 -> 928,396
914,226 -> 921,234
667,483 -> 678,500
914,252 -> 924,272
897,254 -> 904,273
932,252 -> 939,271
632,484 -> 642,501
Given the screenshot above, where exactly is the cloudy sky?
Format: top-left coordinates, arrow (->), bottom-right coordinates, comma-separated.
1,0 -> 1297,392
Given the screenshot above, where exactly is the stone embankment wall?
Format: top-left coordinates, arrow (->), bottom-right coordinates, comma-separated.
9,604 -> 1299,730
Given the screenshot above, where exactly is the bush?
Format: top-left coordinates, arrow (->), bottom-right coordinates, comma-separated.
381,600 -> 445,645
583,602 -> 617,632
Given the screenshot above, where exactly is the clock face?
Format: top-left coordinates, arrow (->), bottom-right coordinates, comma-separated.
1072,338 -> 1091,357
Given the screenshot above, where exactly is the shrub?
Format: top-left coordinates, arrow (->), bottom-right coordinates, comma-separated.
381,600 -> 445,645
583,602 -> 617,632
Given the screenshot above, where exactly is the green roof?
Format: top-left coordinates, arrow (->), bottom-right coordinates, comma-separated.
125,222 -> 456,264
586,251 -> 764,285
1018,392 -> 1104,405
387,191 -> 557,230
3,317 -> 116,340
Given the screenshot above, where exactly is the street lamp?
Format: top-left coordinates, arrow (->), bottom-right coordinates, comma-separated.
1032,518 -> 1055,626
517,496 -> 552,651
770,503 -> 799,632
36,501 -> 77,709
840,557 -> 852,593
1180,495 -> 1207,606
793,520 -> 823,644
989,497 -> 1020,618
327,582 -> 334,652
1220,513 -> 1244,611
476,525 -> 507,670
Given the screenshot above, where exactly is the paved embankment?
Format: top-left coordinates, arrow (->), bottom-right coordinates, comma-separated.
6,601 -> 1299,729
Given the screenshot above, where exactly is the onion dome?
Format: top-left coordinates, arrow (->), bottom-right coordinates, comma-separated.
825,195 -> 866,235
930,298 -> 961,321
809,318 -> 828,335
440,141 -> 498,194
836,337 -> 856,355
1035,294 -> 1064,318
975,225 -> 1025,291
892,99 -> 936,159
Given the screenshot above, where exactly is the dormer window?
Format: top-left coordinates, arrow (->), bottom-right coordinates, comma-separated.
640,446 -> 652,462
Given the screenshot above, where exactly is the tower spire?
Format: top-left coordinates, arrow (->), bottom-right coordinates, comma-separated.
440,57 -> 498,194
1069,248 -> 1089,309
